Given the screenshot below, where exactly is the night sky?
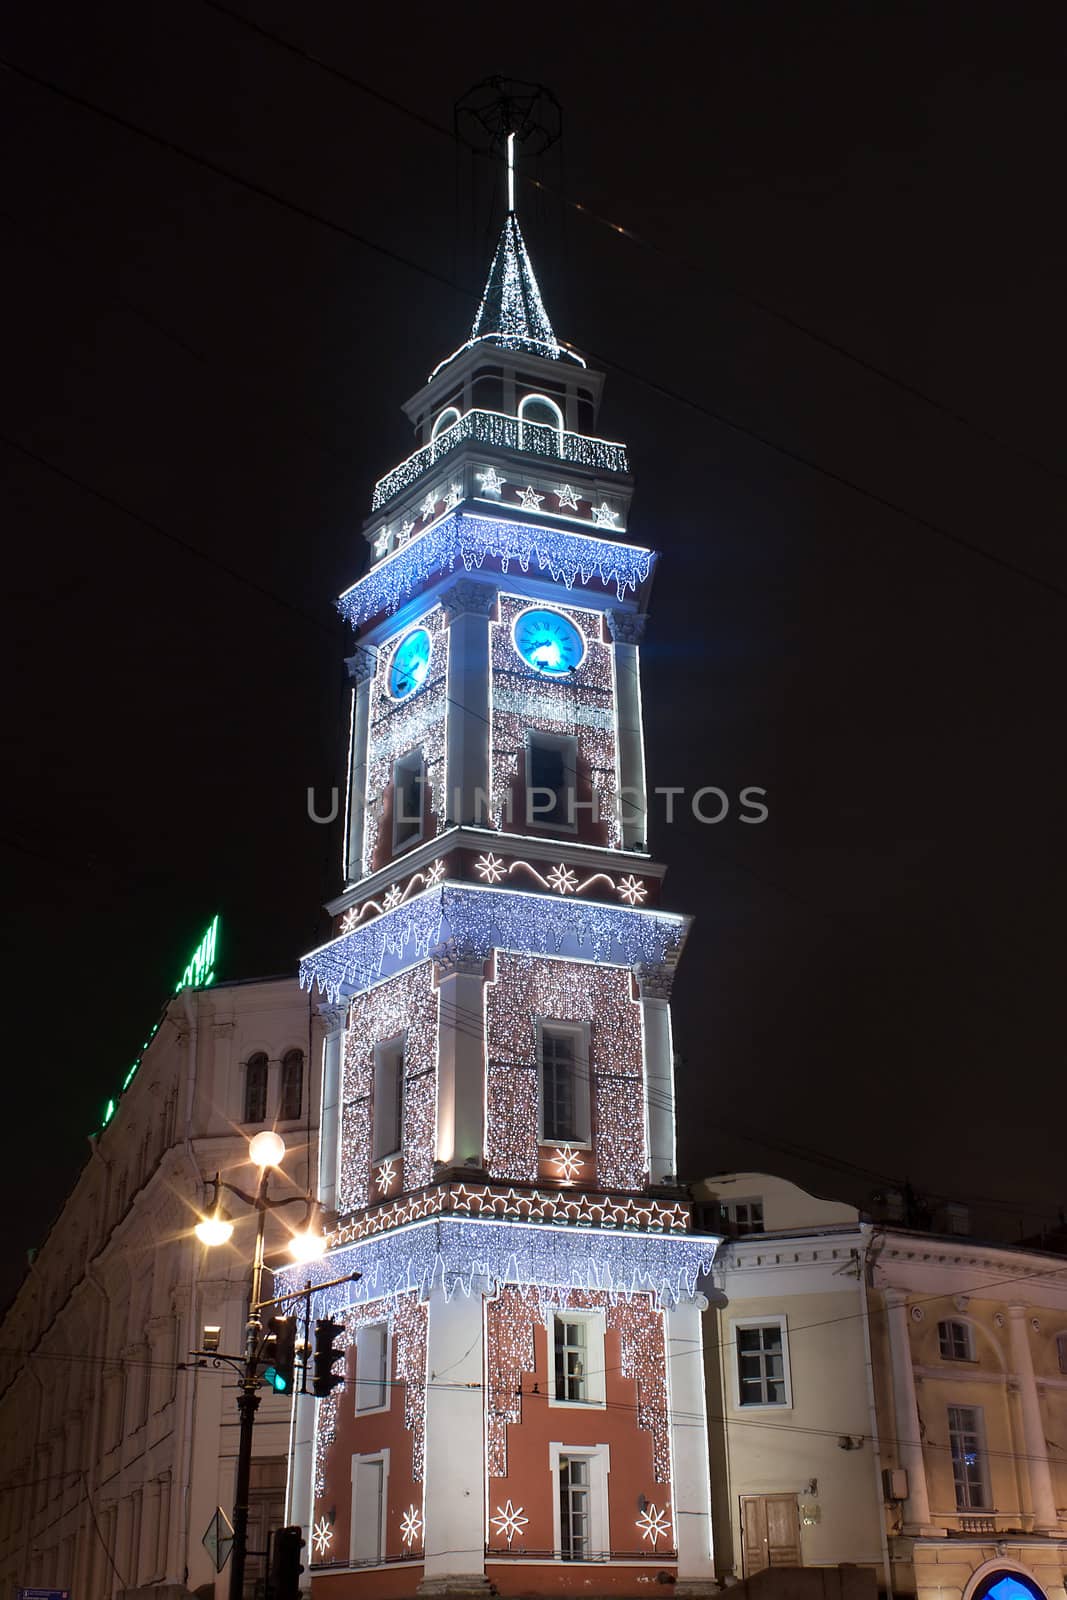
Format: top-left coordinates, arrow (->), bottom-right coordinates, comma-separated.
3,3 -> 1065,1308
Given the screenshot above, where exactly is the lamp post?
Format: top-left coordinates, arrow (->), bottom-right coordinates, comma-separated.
195,1131 -> 326,1600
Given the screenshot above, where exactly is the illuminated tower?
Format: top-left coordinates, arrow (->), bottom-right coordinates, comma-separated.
285,175 -> 718,1599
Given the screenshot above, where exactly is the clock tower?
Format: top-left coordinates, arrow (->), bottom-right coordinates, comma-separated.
283,183 -> 719,1599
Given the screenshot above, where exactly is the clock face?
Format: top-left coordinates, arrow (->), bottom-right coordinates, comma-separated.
512,607 -> 586,676
388,627 -> 432,700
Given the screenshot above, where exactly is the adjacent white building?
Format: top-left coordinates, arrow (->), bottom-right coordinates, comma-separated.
0,973 -> 330,1600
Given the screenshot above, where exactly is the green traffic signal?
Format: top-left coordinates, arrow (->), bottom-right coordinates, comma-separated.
262,1315 -> 297,1395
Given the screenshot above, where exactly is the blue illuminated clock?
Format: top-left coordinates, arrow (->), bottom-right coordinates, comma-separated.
512,607 -> 585,675
388,626 -> 432,700
511,601 -> 588,672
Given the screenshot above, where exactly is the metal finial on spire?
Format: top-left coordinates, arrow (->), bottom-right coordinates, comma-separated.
507,130 -> 516,214
455,76 -> 562,216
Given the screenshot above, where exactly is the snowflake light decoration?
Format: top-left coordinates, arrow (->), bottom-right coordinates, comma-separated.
593,501 -> 620,528
618,874 -> 648,906
517,485 -> 545,511
400,1506 -> 423,1548
554,1145 -> 585,1182
556,483 -> 580,510
426,858 -> 446,886
547,863 -> 579,895
373,529 -> 391,559
477,465 -> 505,497
420,492 -> 438,520
311,1516 -> 333,1557
340,906 -> 361,934
475,851 -> 506,884
636,1503 -> 672,1547
383,884 -> 403,911
376,1158 -> 398,1194
491,1500 -> 529,1547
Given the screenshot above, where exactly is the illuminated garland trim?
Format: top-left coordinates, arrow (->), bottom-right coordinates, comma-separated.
301,884 -> 685,1003
276,1215 -> 717,1312
340,514 -> 651,628
371,410 -> 626,512
326,1183 -> 693,1246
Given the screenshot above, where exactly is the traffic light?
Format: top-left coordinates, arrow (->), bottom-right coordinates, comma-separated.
312,1316 -> 345,1398
270,1524 -> 305,1600
262,1315 -> 297,1394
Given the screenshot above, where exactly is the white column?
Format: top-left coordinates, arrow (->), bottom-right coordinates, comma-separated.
1007,1305 -> 1058,1529
665,1295 -> 716,1591
316,1004 -> 348,1212
635,964 -> 677,1185
344,646 -> 376,881
608,612 -> 649,851
434,947 -> 487,1170
443,582 -> 494,826
288,1392 -> 316,1592
884,1289 -> 943,1534
418,1284 -> 490,1595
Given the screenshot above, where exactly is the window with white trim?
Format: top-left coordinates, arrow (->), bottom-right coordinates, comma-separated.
549,1310 -> 605,1407
549,1442 -> 610,1561
392,749 -> 425,851
518,392 -> 565,443
526,731 -> 577,830
431,405 -> 461,441
350,1450 -> 389,1565
733,1316 -> 791,1407
372,1038 -> 404,1162
243,1053 -> 268,1124
354,1322 -> 389,1414
938,1319 -> 976,1362
948,1404 -> 988,1509
279,1049 -> 304,1122
538,1022 -> 590,1145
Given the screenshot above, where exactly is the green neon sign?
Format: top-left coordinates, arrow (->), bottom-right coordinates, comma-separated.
99,914 -> 221,1128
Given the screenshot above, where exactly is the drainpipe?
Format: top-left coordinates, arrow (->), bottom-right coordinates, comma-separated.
860,1227 -> 893,1600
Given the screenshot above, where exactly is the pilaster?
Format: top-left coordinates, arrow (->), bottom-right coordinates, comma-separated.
635,962 -> 677,1185
608,610 -> 649,851
344,645 -> 377,881
1007,1305 -> 1058,1530
884,1289 -> 944,1535
665,1294 -> 717,1590
418,1282 -> 491,1594
442,580 -> 495,826
316,1002 -> 348,1212
433,941 -> 488,1170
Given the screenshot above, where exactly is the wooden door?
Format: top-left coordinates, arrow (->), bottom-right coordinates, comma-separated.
740,1494 -> 801,1576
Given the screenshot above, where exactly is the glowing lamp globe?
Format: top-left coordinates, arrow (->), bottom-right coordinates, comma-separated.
289,1228 -> 328,1263
248,1130 -> 286,1168
195,1213 -> 234,1247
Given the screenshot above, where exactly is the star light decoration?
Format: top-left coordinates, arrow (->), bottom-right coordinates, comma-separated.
375,1158 -> 398,1195
593,501 -> 620,528
517,485 -> 545,511
311,1516 -> 333,1557
474,851 -> 506,884
420,492 -> 438,520
400,1506 -> 423,1548
446,482 -> 463,509
547,862 -> 579,895
636,1503 -> 672,1547
491,1500 -> 529,1547
554,1145 -> 585,1182
476,465 -> 505,497
618,874 -> 648,906
373,528 -> 391,559
398,518 -> 416,544
556,483 -> 580,510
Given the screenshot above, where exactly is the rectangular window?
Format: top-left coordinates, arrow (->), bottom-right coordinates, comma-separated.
372,1038 -> 404,1162
949,1405 -> 988,1509
555,1319 -> 588,1403
549,1311 -> 605,1408
736,1321 -> 789,1407
730,1200 -> 764,1235
539,1023 -> 589,1144
392,750 -> 425,850
355,1322 -> 389,1414
559,1454 -> 591,1559
279,1050 -> 303,1122
526,732 -> 577,829
350,1454 -> 387,1566
938,1319 -> 975,1362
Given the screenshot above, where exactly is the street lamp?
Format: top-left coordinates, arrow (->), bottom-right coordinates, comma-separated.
195,1133 -> 326,1600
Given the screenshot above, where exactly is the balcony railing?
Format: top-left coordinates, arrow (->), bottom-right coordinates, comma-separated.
958,1515 -> 997,1534
372,409 -> 630,511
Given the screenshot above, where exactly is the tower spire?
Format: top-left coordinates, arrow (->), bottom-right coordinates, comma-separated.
468,211 -> 562,360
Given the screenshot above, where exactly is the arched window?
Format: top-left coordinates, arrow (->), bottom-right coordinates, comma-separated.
938,1318 -> 975,1361
518,392 -> 564,445
243,1053 -> 268,1124
430,406 -> 462,443
280,1050 -> 304,1122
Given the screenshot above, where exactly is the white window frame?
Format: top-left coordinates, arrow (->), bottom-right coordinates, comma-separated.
546,1309 -> 606,1409
354,1321 -> 391,1416
731,1314 -> 792,1410
372,1034 -> 406,1163
525,730 -> 579,833
549,1441 -> 610,1562
349,1448 -> 390,1567
726,1198 -> 764,1235
938,1318 -> 976,1363
948,1404 -> 990,1511
518,392 -> 565,446
536,1019 -> 591,1147
430,405 -> 462,442
392,749 -> 425,852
